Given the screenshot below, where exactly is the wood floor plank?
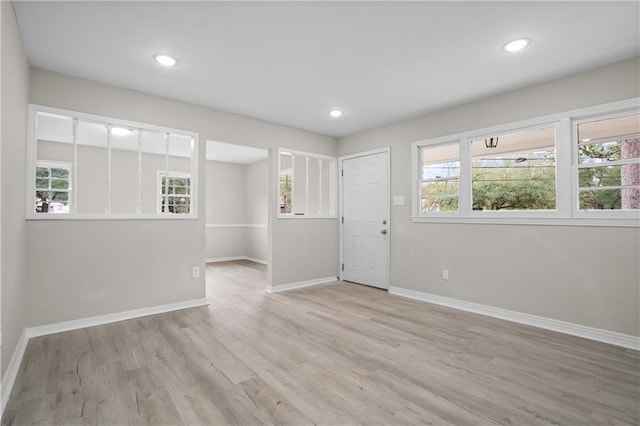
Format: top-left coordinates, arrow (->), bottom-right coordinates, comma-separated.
3,259 -> 639,425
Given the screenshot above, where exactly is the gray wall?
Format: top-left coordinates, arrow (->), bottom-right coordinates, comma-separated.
244,159 -> 268,262
338,57 -> 640,337
205,160 -> 245,260
1,1 -> 29,376
27,68 -> 338,327
204,158 -> 268,263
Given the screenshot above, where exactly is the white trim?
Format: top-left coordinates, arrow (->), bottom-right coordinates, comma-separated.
411,216 -> 638,227
206,256 -> 245,263
206,256 -> 267,264
277,147 -> 338,219
26,298 -> 209,339
205,223 -> 267,229
1,330 -> 29,417
27,104 -> 199,220
388,286 -> 639,350
266,276 -> 337,294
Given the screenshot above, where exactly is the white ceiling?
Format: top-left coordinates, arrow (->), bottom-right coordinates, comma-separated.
206,141 -> 268,164
13,1 -> 640,138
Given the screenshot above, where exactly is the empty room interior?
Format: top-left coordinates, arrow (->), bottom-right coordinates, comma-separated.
1,1 -> 639,425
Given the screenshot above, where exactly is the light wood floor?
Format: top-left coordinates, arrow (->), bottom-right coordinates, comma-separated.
3,260 -> 639,425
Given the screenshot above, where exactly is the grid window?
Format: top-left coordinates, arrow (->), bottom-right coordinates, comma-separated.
576,113 -> 640,211
35,162 -> 72,213
158,171 -> 191,214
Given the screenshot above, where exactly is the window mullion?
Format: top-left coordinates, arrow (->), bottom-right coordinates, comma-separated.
318,158 -> 323,216
459,137 -> 472,215
71,118 -> 78,213
305,156 -> 310,215
105,124 -> 112,214
556,118 -> 572,217
164,132 -> 170,214
290,154 -> 296,214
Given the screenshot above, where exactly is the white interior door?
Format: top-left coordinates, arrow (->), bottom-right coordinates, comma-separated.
342,151 -> 389,289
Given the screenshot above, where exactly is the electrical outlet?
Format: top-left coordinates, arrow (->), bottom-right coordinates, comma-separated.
442,269 -> 449,281
192,266 -> 200,278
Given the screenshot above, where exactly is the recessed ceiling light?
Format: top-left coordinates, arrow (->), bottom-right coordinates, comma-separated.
503,38 -> 530,53
111,127 -> 132,136
153,53 -> 177,67
329,110 -> 343,118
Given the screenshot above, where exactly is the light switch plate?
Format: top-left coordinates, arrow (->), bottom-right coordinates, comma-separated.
393,196 -> 405,206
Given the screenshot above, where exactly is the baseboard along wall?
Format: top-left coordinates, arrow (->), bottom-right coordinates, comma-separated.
206,256 -> 267,265
266,276 -> 338,294
388,286 -> 640,351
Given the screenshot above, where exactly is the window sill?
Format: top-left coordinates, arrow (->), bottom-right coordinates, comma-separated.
277,215 -> 338,220
411,216 -> 639,227
26,213 -> 198,220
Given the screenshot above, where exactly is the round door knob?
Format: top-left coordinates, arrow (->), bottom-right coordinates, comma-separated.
381,229 -> 387,235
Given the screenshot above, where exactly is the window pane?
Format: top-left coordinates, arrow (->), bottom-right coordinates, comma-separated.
579,187 -> 640,210
51,178 -> 69,189
577,113 -> 640,211
51,167 -> 69,178
421,142 -> 459,213
471,127 -> 556,211
36,178 -> 50,189
578,112 -> 640,143
422,196 -> 458,212
579,164 -> 640,188
279,172 -> 292,214
36,167 -> 50,177
421,180 -> 458,197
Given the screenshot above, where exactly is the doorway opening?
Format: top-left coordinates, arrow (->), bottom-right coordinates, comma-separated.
205,141 -> 269,298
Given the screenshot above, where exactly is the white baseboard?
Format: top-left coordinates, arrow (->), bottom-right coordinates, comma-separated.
1,330 -> 29,417
206,256 -> 245,263
206,256 -> 267,265
389,286 -> 639,350
26,298 -> 209,339
266,276 -> 338,294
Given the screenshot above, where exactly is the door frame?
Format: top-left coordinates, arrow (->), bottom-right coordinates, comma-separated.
338,147 -> 391,288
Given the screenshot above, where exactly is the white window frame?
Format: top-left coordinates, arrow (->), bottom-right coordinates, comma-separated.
276,148 -> 337,219
414,137 -> 461,218
571,110 -> 640,221
26,104 -> 199,220
34,160 -> 73,214
156,170 -> 192,215
411,98 -> 639,227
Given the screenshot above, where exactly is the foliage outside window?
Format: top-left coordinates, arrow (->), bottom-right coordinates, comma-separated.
158,171 -> 191,214
576,113 -> 639,210
278,148 -> 337,218
35,162 -> 72,213
471,127 -> 556,211
412,99 -> 639,225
